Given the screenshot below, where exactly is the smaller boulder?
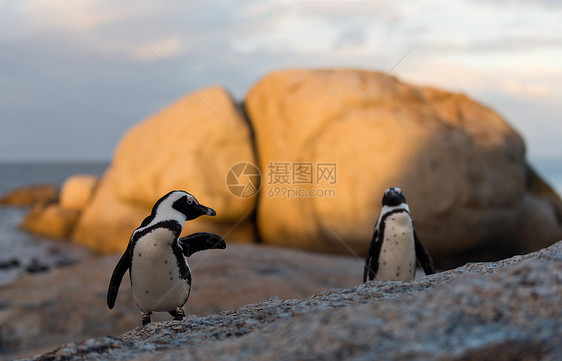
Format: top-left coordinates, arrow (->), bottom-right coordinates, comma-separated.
21,204 -> 80,239
60,175 -> 99,211
0,184 -> 58,206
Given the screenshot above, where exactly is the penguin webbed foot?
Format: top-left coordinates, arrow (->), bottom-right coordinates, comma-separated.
169,307 -> 185,321
416,259 -> 435,276
142,312 -> 152,326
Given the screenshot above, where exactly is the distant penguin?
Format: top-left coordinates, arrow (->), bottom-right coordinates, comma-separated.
363,187 -> 435,282
107,190 -> 226,325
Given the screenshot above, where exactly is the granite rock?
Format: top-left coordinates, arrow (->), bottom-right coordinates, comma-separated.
6,177 -> 98,239
20,204 -> 80,239
16,241 -> 562,361
59,175 -> 99,211
245,69 -> 562,263
0,185 -> 58,207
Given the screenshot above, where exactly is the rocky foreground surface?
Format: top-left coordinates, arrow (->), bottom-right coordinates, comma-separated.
16,241 -> 562,361
0,244 -> 363,360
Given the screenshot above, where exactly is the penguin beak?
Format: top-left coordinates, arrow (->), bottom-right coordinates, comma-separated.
198,204 -> 216,217
183,203 -> 216,221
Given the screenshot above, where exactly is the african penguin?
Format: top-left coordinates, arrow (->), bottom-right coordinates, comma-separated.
363,187 -> 435,282
107,190 -> 226,326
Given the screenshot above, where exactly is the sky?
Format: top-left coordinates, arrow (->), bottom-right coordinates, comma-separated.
0,0 -> 561,162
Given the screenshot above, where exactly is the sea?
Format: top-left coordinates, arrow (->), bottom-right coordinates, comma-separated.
0,159 -> 561,286
0,162 -> 109,285
528,158 -> 562,196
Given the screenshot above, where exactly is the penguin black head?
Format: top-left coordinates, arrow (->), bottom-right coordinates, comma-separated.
174,194 -> 216,221
382,187 -> 406,207
152,190 -> 216,222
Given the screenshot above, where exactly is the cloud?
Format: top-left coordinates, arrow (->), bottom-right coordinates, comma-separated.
1,1 -> 244,62
333,26 -> 368,49
0,0 -> 561,160
475,0 -> 562,9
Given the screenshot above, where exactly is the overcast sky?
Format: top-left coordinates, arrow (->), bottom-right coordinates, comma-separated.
1,0 -> 561,162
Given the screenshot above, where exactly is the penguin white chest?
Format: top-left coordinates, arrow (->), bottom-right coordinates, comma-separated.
376,212 -> 416,281
130,228 -> 191,313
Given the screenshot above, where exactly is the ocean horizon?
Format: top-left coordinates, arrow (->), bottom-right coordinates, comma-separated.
0,161 -> 110,196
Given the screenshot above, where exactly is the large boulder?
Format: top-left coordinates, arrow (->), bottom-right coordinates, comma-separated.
245,69 -> 562,264
72,86 -> 257,253
33,69 -> 560,263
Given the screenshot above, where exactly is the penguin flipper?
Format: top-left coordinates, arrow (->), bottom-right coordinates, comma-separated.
178,232 -> 226,257
363,229 -> 381,282
414,232 -> 435,275
107,244 -> 132,309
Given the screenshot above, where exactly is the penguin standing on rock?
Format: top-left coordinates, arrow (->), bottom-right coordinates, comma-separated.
364,187 -> 435,282
107,190 -> 226,326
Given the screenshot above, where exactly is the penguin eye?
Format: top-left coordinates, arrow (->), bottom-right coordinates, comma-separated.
185,197 -> 198,205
